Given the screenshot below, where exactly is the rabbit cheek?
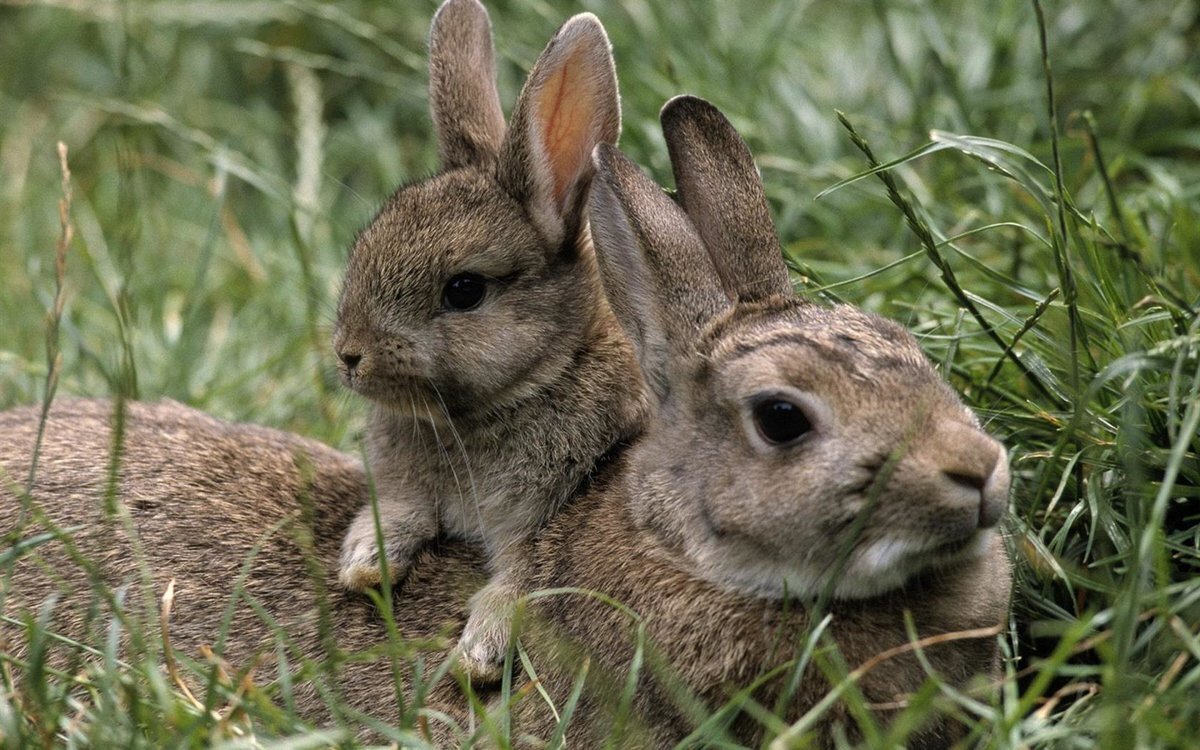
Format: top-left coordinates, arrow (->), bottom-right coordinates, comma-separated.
428,317 -> 544,405
837,541 -> 919,598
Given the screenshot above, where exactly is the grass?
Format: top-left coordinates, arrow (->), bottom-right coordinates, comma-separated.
1,0 -> 1198,746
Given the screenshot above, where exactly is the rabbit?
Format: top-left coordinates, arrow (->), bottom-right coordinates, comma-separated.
330,0 -> 648,680
499,95 -> 1014,747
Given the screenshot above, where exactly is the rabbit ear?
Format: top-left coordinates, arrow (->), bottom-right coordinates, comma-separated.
589,144 -> 729,396
660,95 -> 792,303
428,0 -> 507,169
498,13 -> 620,248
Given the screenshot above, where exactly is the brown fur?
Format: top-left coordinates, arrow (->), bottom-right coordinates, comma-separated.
517,487 -> 1011,748
0,399 -> 477,732
506,96 -> 1016,745
585,98 -> 1010,604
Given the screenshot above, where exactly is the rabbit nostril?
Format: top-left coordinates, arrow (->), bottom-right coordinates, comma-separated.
339,352 -> 362,371
945,466 -> 1007,528
944,470 -> 986,493
936,468 -> 1003,525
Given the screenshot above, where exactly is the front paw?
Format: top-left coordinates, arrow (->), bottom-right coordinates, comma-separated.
454,593 -> 517,684
338,513 -> 420,592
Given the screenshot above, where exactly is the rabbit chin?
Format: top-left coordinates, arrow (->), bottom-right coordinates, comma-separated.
691,529 -> 996,602
835,528 -> 997,599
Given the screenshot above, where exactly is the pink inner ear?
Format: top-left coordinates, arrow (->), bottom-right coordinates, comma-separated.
535,48 -> 598,210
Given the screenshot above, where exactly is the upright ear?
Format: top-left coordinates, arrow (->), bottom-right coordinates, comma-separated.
589,144 -> 729,397
660,95 -> 793,303
428,0 -> 507,169
499,13 -> 620,248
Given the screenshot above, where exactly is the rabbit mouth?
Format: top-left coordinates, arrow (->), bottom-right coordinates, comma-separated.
924,529 -> 991,566
341,366 -> 428,400
382,389 -> 443,417
835,529 -> 993,598
351,379 -> 445,420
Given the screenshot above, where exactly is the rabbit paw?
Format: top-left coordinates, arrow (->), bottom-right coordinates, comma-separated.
454,589 -> 516,683
338,511 -> 422,592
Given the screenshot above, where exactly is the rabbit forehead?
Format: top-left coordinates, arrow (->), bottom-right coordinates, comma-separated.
353,169 -> 543,275
703,304 -> 936,391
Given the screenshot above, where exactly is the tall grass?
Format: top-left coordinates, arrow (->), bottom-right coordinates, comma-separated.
1,0 -> 1197,746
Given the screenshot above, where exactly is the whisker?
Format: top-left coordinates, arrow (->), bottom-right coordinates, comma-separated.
407,395 -> 438,524
420,394 -> 458,484
429,383 -> 486,541
407,390 -> 423,447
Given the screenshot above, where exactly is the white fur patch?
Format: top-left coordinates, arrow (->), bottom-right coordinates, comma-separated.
690,529 -> 997,602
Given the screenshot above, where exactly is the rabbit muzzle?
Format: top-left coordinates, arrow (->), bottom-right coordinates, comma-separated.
929,421 -> 1009,535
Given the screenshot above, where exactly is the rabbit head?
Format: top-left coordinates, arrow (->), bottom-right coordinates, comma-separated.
333,0 -> 621,420
589,96 -> 1010,602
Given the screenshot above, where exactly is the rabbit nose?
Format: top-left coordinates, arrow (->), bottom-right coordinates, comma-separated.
945,470 -> 985,493
940,446 -> 1008,530
943,465 -> 1005,528
935,424 -> 1009,529
338,351 -> 362,372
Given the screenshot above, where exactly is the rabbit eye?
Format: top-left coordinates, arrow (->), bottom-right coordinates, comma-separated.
442,273 -> 487,311
752,399 -> 812,446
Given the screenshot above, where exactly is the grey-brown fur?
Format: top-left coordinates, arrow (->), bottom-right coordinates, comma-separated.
507,96 -> 1015,745
331,0 -> 647,677
516,488 -> 1011,748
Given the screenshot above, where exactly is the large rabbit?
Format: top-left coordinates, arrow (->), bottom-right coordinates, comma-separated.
499,95 -> 1014,747
330,0 -> 647,679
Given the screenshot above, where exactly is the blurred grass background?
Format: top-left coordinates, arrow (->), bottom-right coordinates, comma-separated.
1,0 -> 1199,746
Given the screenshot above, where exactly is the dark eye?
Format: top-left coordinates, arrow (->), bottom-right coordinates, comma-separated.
753,399 -> 812,446
442,273 -> 487,311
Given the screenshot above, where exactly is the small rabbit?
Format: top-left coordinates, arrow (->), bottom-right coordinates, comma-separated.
331,0 -> 647,679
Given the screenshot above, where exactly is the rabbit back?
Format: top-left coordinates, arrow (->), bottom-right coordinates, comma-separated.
0,398 -> 478,733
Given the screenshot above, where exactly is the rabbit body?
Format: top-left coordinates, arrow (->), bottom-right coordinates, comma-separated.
0,397 -> 1008,747
331,0 -> 648,677
517,485 -> 1010,748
